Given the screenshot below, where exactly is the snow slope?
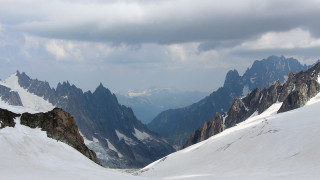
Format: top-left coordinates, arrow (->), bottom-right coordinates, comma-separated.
0,73 -> 54,113
0,118 -> 148,180
138,93 -> 320,179
0,74 -> 148,180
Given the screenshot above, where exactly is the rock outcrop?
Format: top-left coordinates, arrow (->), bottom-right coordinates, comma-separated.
183,113 -> 224,148
0,85 -> 23,106
0,107 -> 100,165
0,108 -> 20,129
278,62 -> 320,113
184,62 -> 320,148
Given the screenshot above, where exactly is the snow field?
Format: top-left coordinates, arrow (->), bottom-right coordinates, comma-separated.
0,118 -> 147,180
139,93 -> 320,179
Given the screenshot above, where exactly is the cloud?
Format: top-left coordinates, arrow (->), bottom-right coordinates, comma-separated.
0,0 -> 319,49
1,0 -> 320,92
231,28 -> 320,62
45,40 -> 68,60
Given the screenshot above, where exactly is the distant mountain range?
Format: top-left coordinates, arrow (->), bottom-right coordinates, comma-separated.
2,56 -> 320,179
117,88 -> 207,124
184,61 -> 320,148
148,56 -> 311,149
137,61 -> 320,179
0,72 -> 174,168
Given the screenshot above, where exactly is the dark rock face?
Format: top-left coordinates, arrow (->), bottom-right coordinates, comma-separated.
17,71 -> 56,104
20,108 -> 100,165
0,107 -> 99,165
278,63 -> 320,113
0,85 -> 23,106
184,62 -> 320,148
149,56 -> 309,148
258,81 -> 282,113
16,73 -> 175,168
183,113 -> 224,148
0,108 -> 20,129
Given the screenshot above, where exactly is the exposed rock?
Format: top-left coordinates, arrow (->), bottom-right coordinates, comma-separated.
0,85 -> 23,106
183,113 -> 223,148
0,108 -> 20,129
184,62 -> 320,148
258,81 -> 282,113
149,56 -> 310,148
224,98 -> 248,128
16,71 -> 56,104
278,63 -> 320,113
20,108 -> 100,165
16,72 -> 174,168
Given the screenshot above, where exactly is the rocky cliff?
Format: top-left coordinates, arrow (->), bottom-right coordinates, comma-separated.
0,107 -> 100,164
184,62 -> 320,148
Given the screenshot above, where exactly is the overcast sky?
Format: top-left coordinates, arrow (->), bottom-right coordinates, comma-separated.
1,0 -> 320,93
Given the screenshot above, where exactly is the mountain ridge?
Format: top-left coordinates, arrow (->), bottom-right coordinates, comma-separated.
148,56 -> 310,148
0,72 -> 174,168
137,62 -> 320,179
184,62 -> 320,148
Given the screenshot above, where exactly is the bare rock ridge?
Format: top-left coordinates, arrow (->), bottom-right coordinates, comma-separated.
0,107 -> 100,164
14,71 -> 174,168
0,85 -> 23,106
149,55 -> 310,148
184,62 -> 320,148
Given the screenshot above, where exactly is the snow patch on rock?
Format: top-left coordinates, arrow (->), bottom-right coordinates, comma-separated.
115,130 -> 137,145
133,128 -> 151,141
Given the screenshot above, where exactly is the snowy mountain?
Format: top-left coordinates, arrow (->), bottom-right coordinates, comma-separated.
137,74 -> 320,179
0,114 -> 146,180
0,72 -> 174,168
117,88 -> 207,124
184,61 -> 320,147
148,56 -> 310,149
1,60 -> 320,180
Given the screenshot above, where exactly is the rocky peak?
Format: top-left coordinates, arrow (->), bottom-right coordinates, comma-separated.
13,71 -> 175,168
149,56 -> 311,149
278,62 -> 320,113
16,71 -> 31,89
184,62 -> 320,148
223,69 -> 240,89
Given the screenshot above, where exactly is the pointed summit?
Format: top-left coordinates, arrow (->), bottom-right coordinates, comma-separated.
98,82 -> 104,88
94,83 -> 110,94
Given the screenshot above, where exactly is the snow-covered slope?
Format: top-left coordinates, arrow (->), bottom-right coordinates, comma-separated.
0,74 -> 148,179
0,73 -> 54,113
138,93 -> 320,179
0,117 -> 147,180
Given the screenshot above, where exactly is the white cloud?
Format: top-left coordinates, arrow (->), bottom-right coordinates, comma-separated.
240,28 -> 320,50
166,44 -> 188,62
1,0 -> 320,92
45,40 -> 68,60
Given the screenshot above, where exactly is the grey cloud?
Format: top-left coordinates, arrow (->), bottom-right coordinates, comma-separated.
197,39 -> 246,52
1,0 -> 317,51
231,46 -> 320,61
